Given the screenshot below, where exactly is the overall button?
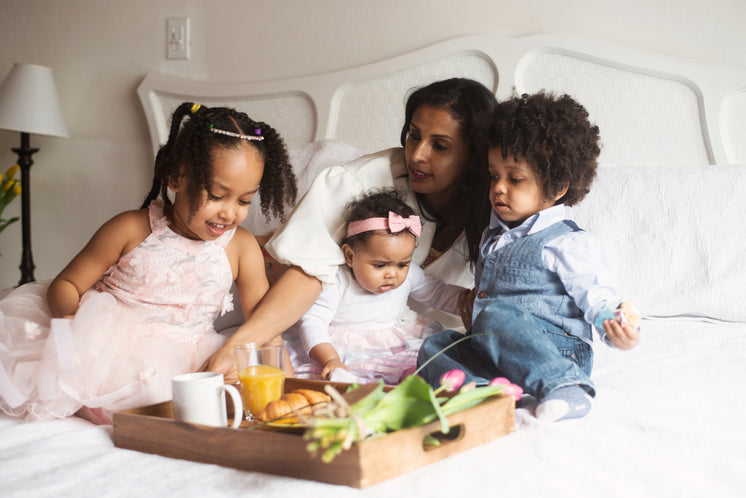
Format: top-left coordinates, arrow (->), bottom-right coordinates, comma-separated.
477,291 -> 487,299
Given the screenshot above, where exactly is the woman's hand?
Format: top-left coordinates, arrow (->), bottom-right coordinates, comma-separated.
201,266 -> 323,383
458,288 -> 476,329
200,343 -> 239,384
603,319 -> 640,350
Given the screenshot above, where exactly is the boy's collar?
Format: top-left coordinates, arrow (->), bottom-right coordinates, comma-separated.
490,204 -> 567,234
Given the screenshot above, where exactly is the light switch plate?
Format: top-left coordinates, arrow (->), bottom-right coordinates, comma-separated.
166,17 -> 190,60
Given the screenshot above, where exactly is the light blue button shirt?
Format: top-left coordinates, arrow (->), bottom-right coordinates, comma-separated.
482,205 -> 623,343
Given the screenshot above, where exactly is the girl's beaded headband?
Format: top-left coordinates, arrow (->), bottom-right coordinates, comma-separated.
210,124 -> 264,141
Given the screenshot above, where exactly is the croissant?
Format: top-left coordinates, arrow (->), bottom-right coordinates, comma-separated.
258,388 -> 331,422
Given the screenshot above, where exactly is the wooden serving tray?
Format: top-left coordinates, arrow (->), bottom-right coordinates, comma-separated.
112,378 -> 515,488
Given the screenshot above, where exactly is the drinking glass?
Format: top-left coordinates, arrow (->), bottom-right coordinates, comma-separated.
234,343 -> 285,421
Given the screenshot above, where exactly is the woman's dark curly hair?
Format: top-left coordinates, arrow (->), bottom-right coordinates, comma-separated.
342,188 -> 417,249
399,78 -> 496,265
487,91 -> 600,206
141,102 -> 297,222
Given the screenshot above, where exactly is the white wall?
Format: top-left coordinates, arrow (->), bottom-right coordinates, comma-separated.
1,0 -> 744,289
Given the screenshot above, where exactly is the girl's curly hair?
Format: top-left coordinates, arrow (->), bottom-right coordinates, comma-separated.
142,102 -> 297,222
342,188 -> 416,249
487,91 -> 601,206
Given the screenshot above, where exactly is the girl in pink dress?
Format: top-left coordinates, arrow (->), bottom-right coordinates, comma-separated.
0,103 -> 297,424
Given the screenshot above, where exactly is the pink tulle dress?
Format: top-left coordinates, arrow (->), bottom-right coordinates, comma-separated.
0,200 -> 234,423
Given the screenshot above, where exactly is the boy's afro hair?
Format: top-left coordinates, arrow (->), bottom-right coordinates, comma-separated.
487,91 -> 601,206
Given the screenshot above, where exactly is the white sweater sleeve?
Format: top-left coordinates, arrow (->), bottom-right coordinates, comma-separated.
407,264 -> 466,315
297,272 -> 343,354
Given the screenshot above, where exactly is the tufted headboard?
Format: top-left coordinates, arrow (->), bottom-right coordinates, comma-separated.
138,33 -> 746,166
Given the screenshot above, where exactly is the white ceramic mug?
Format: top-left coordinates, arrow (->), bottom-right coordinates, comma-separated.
171,372 -> 243,429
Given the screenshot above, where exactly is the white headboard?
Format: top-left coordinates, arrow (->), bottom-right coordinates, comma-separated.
138,33 -> 746,166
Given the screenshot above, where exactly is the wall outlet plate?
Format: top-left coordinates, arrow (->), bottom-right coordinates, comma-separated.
166,17 -> 190,60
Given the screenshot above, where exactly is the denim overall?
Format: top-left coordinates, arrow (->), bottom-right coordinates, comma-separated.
417,220 -> 596,399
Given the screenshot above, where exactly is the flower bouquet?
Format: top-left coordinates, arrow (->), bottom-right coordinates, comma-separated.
302,370 -> 522,463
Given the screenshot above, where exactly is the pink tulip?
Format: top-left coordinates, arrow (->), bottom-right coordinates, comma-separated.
439,369 -> 466,392
488,377 -> 523,401
504,383 -> 523,402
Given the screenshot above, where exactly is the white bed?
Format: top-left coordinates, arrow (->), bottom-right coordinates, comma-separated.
2,34 -> 746,497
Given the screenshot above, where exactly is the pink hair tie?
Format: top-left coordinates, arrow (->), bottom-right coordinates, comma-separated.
347,211 -> 421,238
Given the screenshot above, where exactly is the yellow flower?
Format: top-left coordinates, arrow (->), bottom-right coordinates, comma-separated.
4,164 -> 19,179
1,167 -> 22,237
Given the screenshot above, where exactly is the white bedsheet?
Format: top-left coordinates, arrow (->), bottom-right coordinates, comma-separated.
2,318 -> 744,498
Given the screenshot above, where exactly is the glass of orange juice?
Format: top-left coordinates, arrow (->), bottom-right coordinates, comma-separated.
234,343 -> 285,421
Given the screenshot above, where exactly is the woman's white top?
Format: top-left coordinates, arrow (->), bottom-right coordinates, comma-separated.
265,148 -> 474,289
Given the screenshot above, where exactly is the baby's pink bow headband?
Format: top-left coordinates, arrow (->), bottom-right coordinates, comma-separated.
347,211 -> 422,238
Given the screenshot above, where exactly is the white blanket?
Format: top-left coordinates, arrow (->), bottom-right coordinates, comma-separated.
2,318 -> 745,497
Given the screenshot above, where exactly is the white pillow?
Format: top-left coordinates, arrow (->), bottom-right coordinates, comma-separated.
241,139 -> 368,236
568,164 -> 746,322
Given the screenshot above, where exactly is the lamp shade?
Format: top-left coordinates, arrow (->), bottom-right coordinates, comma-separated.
0,63 -> 69,138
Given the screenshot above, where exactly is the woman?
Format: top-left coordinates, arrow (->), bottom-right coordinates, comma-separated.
201,78 -> 497,380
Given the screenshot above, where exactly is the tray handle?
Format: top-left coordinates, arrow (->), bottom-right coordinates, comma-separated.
421,423 -> 465,452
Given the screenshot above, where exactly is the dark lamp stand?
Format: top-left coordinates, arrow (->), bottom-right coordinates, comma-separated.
13,132 -> 37,285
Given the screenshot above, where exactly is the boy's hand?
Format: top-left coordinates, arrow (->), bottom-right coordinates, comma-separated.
603,319 -> 640,350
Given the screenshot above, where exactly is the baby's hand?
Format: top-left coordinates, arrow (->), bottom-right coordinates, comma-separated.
603,319 -> 640,350
320,359 -> 349,380
459,288 -> 476,329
